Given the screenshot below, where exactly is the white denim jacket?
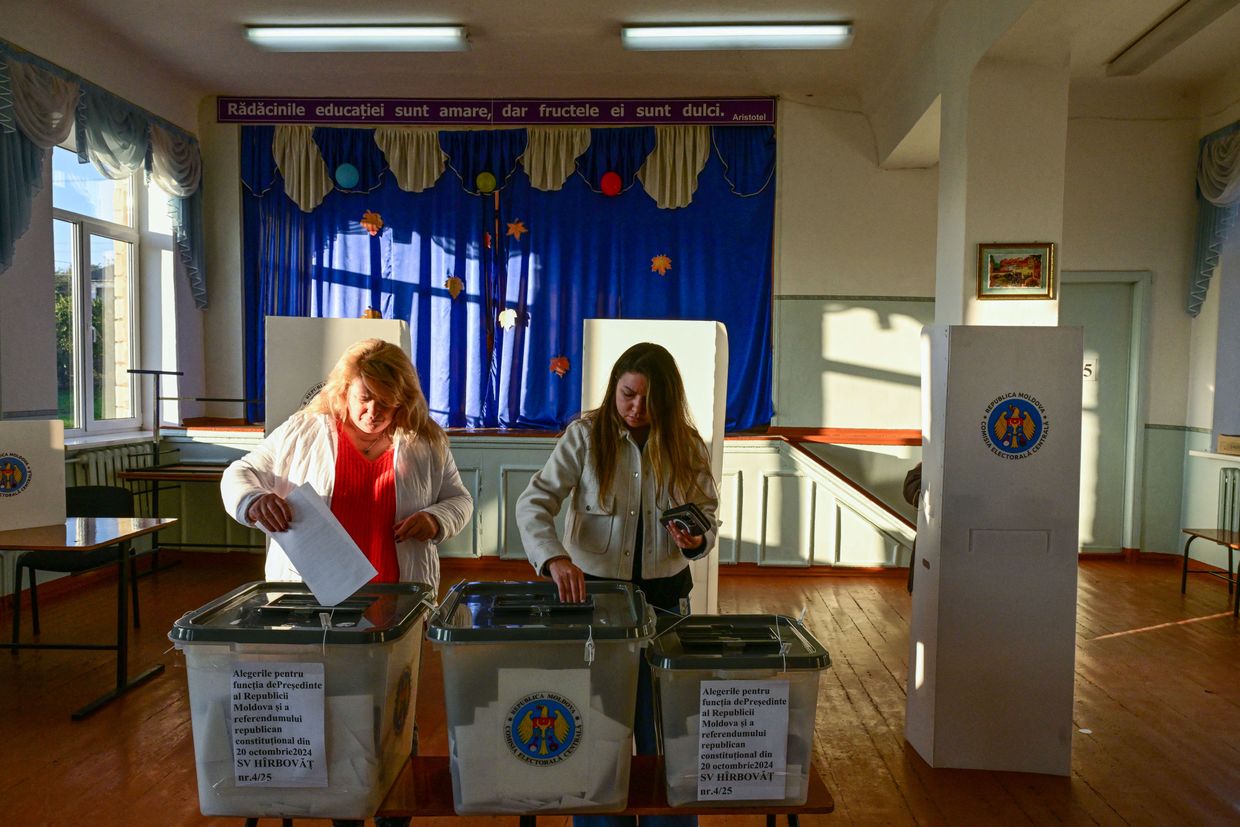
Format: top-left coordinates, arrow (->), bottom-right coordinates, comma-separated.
517,419 -> 718,580
220,411 -> 473,592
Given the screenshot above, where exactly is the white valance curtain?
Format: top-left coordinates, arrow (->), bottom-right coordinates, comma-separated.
1188,122 -> 1240,316
268,123 -> 719,213
0,41 -> 207,307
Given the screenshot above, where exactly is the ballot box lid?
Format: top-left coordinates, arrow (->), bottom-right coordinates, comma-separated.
169,580 -> 433,645
427,580 -> 655,643
647,614 -> 831,671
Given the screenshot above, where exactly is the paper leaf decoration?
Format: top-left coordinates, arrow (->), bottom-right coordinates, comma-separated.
445,275 -> 464,299
651,254 -> 672,276
484,231 -> 492,250
361,210 -> 383,236
550,356 -> 570,377
506,219 -> 528,241
498,308 -> 518,330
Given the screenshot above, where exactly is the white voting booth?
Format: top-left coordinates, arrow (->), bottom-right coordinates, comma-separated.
264,317 -> 412,434
906,325 -> 1082,775
0,420 -> 67,597
581,319 -> 728,614
0,419 -> 66,531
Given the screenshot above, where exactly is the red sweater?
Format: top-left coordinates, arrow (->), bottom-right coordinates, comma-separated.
331,423 -> 398,583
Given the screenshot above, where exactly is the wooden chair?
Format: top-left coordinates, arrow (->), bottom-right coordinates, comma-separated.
11,485 -> 141,645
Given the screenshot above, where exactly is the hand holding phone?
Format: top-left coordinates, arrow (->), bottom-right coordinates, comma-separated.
659,503 -> 710,537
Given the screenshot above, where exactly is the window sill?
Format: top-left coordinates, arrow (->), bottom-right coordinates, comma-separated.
1188,450 -> 1240,462
65,432 -> 154,450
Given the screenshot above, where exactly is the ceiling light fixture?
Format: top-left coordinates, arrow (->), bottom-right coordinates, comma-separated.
1106,0 -> 1238,76
245,25 -> 468,52
621,23 -> 853,51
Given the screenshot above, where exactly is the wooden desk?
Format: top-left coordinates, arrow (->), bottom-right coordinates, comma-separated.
1180,528 -> 1240,617
376,754 -> 834,825
0,516 -> 177,718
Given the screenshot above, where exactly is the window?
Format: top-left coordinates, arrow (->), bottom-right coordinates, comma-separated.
51,145 -> 141,434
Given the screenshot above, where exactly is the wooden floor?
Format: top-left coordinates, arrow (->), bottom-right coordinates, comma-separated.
1,552 -> 1238,826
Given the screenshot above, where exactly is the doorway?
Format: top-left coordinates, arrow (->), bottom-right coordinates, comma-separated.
1058,272 -> 1148,554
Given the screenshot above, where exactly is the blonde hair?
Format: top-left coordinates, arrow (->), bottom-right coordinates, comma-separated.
587,342 -> 711,505
309,338 -> 447,453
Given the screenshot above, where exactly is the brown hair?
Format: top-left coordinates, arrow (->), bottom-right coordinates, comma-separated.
587,342 -> 711,504
309,338 -> 447,453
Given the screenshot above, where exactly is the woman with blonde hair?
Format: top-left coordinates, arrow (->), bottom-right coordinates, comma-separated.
518,341 -> 718,827
222,338 -> 472,593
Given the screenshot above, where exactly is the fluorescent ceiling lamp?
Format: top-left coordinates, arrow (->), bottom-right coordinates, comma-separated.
245,25 -> 468,52
621,23 -> 853,50
1106,0 -> 1238,76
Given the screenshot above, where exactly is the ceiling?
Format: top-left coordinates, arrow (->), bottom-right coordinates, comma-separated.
27,0 -> 1240,105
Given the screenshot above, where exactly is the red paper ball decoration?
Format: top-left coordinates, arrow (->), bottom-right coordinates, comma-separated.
600,171 -> 622,196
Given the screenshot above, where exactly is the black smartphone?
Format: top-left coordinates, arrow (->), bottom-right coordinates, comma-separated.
659,503 -> 710,536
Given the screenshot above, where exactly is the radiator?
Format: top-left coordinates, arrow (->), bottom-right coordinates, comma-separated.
1219,467 -> 1240,533
66,443 -> 155,490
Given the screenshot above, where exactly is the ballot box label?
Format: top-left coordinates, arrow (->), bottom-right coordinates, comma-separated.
505,691 -> 583,765
230,662 -> 327,787
697,680 -> 789,801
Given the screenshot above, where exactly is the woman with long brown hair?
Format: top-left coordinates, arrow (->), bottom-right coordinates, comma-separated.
518,341 -> 718,827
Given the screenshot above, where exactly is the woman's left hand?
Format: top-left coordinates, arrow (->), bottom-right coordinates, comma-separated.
394,511 -> 440,542
666,521 -> 704,551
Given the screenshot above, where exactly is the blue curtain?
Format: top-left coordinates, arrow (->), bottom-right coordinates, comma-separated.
1189,120 -> 1240,317
242,125 -> 775,431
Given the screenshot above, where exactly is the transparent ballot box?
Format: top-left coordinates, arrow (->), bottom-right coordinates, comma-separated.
427,580 -> 655,814
168,581 -> 432,819
648,614 -> 831,807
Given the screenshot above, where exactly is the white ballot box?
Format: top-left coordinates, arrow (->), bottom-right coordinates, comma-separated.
428,581 -> 655,814
170,581 -> 432,819
0,419 -> 66,531
906,325 -> 1082,775
648,614 -> 830,807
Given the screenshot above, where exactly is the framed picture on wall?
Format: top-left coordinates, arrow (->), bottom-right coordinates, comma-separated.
976,242 -> 1056,299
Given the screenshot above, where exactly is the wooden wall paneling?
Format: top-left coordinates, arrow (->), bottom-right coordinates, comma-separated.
759,471 -> 814,566
716,470 -> 742,564
437,465 -> 480,557
811,484 -> 840,566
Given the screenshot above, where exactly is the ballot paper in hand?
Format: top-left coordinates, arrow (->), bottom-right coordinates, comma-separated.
270,482 -> 377,606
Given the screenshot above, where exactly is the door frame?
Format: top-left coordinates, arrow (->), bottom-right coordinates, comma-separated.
1060,270 -> 1150,552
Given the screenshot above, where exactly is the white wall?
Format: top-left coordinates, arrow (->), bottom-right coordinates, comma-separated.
0,156 -> 57,417
1062,83 -> 1200,426
777,99 -> 938,296
0,5 -> 201,131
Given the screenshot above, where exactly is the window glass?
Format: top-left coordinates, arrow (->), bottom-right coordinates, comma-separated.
51,146 -> 133,226
147,181 -> 174,235
53,219 -> 78,428
89,235 -> 134,421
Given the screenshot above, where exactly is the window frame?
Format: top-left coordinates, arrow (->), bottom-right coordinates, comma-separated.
51,145 -> 144,437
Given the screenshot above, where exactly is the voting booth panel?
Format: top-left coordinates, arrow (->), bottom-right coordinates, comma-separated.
581,319 -> 728,614
0,419 -> 66,531
906,325 -> 1082,775
264,317 -> 411,435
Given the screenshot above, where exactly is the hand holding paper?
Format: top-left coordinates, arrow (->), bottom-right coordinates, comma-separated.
264,482 -> 377,606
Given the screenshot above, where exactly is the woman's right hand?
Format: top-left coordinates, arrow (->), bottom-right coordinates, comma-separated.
547,557 -> 586,603
247,492 -> 293,533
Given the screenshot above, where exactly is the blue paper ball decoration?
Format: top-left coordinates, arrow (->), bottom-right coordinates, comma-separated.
335,163 -> 360,189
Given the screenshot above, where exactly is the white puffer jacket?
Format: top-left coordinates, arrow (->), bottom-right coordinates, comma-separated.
220,411 -> 473,592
